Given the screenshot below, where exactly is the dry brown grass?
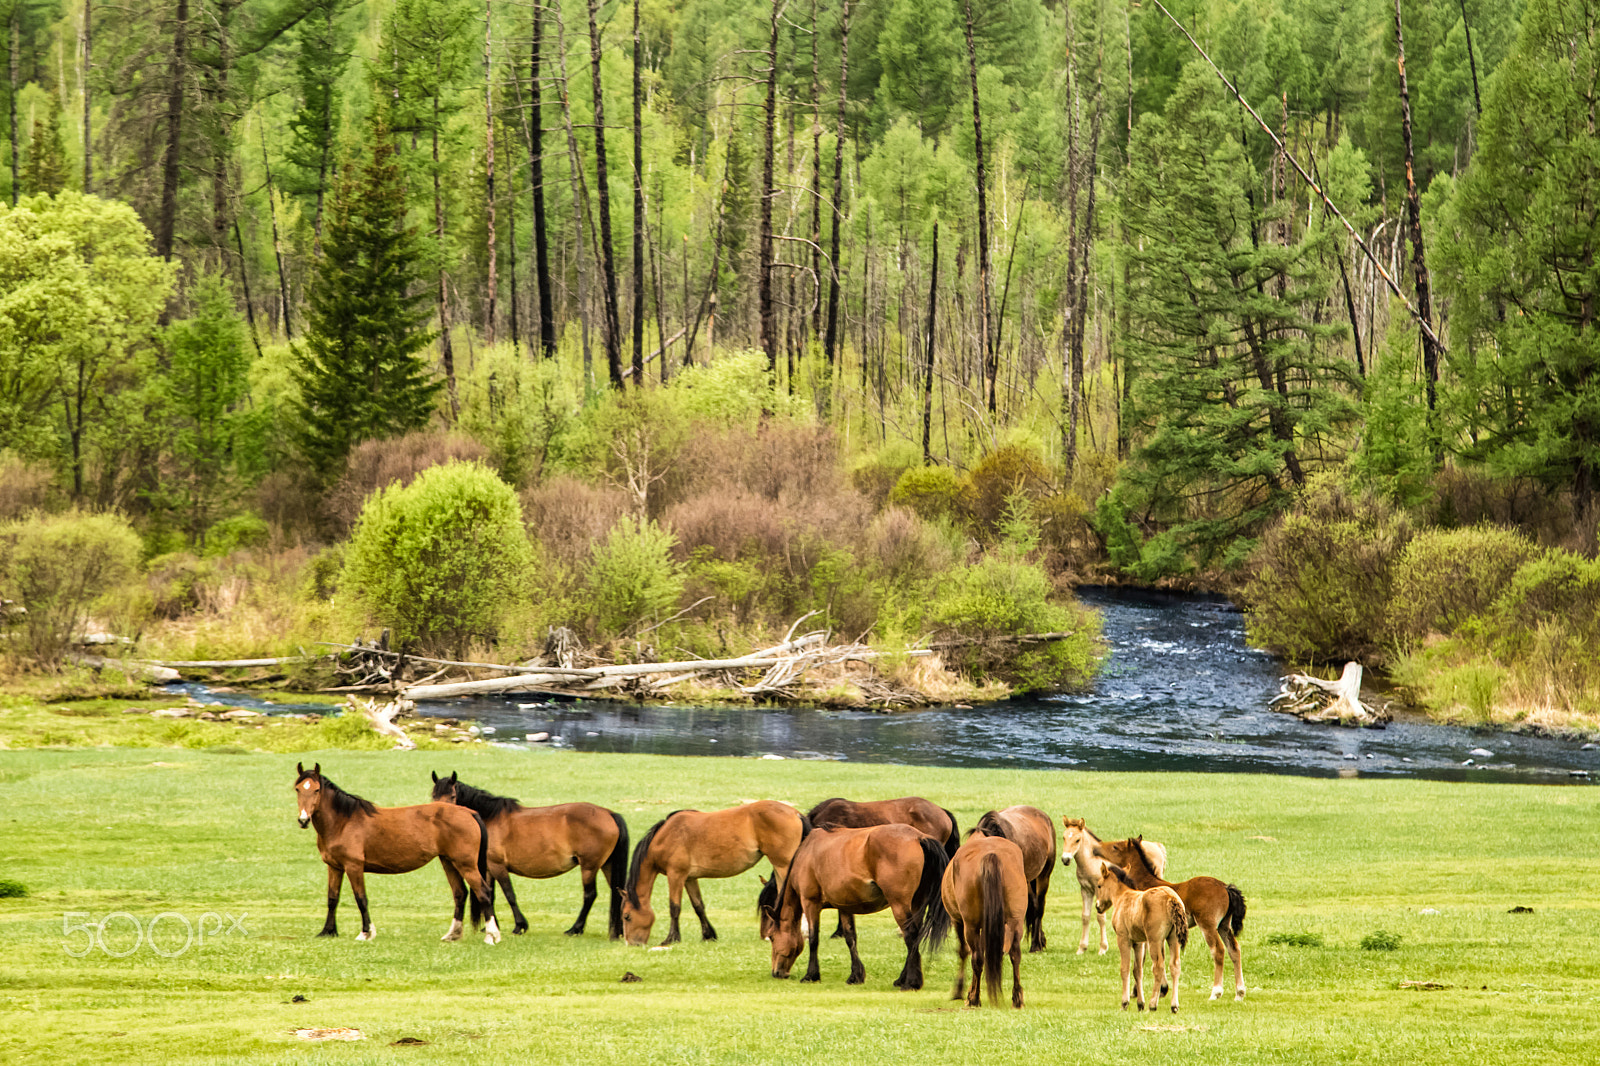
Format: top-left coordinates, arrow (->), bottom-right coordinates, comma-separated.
325,432 -> 489,534
521,475 -> 632,574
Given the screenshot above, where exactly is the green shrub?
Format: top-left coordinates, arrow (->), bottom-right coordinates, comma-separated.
1488,550 -> 1600,651
1244,475 -> 1414,664
967,444 -> 1053,535
1360,930 -> 1402,951
852,442 -> 922,509
585,516 -> 686,637
1265,932 -> 1324,947
0,510 -> 143,662
889,465 -> 972,524
202,513 -> 271,557
674,350 -> 802,426
0,878 -> 28,898
1388,525 -> 1539,643
341,461 -> 534,656
457,346 -> 575,488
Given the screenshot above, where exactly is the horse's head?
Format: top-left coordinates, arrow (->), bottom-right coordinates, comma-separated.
294,762 -> 324,828
620,891 -> 655,946
768,905 -> 804,979
1094,862 -> 1134,913
430,770 -> 459,804
1062,817 -> 1088,859
757,875 -> 780,940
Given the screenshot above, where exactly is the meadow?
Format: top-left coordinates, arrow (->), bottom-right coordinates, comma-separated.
1,744 -> 1597,1065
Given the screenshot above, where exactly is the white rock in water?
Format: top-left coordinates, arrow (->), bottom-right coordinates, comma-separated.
220,709 -> 261,720
480,726 -> 496,735
1469,748 -> 1494,758
760,753 -> 785,760
525,732 -> 550,743
1461,759 -> 1474,766
467,725 -> 481,735
152,708 -> 192,718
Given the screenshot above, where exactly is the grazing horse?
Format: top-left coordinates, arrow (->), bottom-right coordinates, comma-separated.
429,771 -> 629,938
1093,834 -> 1247,1002
293,763 -> 500,944
1061,817 -> 1167,955
942,834 -> 1027,1008
806,796 -> 959,938
972,806 -> 1057,952
1095,863 -> 1186,1013
622,801 -> 809,947
766,823 -> 951,989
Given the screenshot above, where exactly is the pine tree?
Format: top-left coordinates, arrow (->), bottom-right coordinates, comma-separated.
21,98 -> 67,195
294,119 -> 441,477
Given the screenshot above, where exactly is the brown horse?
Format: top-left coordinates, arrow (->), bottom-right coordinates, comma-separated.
622,801 -> 809,947
1061,817 -> 1167,955
1093,834 -> 1246,1001
293,763 -> 500,944
942,834 -> 1027,1008
973,806 -> 1056,953
429,771 -> 629,938
1095,863 -> 1186,1013
806,796 -> 959,938
766,823 -> 951,989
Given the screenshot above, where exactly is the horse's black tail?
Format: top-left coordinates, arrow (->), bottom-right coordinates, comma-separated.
941,807 -> 961,857
980,853 -> 1006,1007
605,809 -> 630,940
469,810 -> 491,929
912,835 -> 952,953
1225,884 -> 1246,938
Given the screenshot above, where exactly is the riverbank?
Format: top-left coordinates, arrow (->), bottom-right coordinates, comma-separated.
1,747 -> 1596,1065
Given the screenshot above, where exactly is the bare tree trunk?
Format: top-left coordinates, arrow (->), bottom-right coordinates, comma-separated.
485,0 -> 497,348
1067,55 -> 1103,480
1393,0 -> 1442,448
10,6 -> 19,206
809,0 -> 822,341
923,220 -> 939,464
554,5 -> 595,386
631,0 -> 645,384
1458,0 -> 1482,116
822,0 -> 849,378
962,0 -> 995,414
156,0 -> 189,261
259,123 -> 291,339
758,0 -> 786,383
311,2 -> 333,255
586,0 -> 624,389
530,3 -> 556,358
1062,25 -> 1083,479
233,220 -> 263,357
435,90 -> 457,416
81,0 -> 91,193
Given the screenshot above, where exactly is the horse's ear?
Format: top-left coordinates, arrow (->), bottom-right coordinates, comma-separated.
312,762 -> 320,775
758,874 -> 768,885
297,762 -> 304,775
432,771 -> 439,782
450,771 -> 458,784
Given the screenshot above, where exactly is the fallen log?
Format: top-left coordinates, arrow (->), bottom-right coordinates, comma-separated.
346,695 -> 417,750
1270,661 -> 1389,726
139,657 -> 307,669
66,655 -> 181,683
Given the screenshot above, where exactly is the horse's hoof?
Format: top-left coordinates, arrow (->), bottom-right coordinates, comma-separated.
563,927 -> 583,937
800,974 -> 820,984
1121,1002 -> 1129,1011
702,931 -> 718,941
1171,1005 -> 1179,1014
512,926 -> 528,936
846,973 -> 865,985
1235,991 -> 1247,1001
316,930 -> 337,938
1210,988 -> 1223,1001
484,932 -> 500,945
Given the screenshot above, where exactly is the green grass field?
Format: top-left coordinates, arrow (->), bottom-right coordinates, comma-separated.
2,745 -> 1598,1064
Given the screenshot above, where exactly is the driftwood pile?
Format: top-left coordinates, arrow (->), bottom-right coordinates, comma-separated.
1270,661 -> 1390,727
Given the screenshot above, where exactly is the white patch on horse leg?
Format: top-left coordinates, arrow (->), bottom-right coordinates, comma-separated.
441,918 -> 463,942
800,915 -> 811,938
1210,984 -> 1223,1000
485,915 -> 501,945
356,923 -> 376,942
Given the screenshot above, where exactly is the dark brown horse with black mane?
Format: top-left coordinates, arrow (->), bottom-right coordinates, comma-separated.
294,763 -> 500,944
942,833 -> 1027,1008
766,823 -> 951,989
805,797 -> 959,938
1093,834 -> 1246,1002
429,771 -> 629,938
622,801 -> 810,946
973,806 -> 1057,953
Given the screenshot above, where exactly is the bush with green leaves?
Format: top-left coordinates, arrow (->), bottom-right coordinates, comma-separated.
1388,525 -> 1539,644
1360,930 -> 1402,951
341,461 -> 533,656
0,510 -> 143,662
585,516 -> 686,637
889,465 -> 972,524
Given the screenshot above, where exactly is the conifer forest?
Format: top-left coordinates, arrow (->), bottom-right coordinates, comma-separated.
3,1 -> 1599,726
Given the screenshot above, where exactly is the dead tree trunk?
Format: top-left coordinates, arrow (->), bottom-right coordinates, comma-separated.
822,0 -> 850,379
809,0 -> 822,341
81,0 -> 91,193
156,0 -> 189,261
923,220 -> 939,464
631,0 -> 645,385
529,4 -> 556,358
484,0 -> 498,348
259,124 -> 292,339
586,0 -> 625,389
1393,0 -> 1441,452
758,0 -> 787,384
962,0 -> 995,414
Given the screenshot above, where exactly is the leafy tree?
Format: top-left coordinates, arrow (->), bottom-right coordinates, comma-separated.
1437,0 -> 1600,546
341,460 -> 533,656
21,97 -> 67,196
293,118 -> 441,478
0,510 -> 143,662
877,0 -> 962,138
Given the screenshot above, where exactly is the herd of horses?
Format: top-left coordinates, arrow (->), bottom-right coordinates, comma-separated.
292,763 -> 1247,1011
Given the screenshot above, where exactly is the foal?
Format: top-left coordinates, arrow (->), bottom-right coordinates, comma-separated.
1095,863 -> 1186,1013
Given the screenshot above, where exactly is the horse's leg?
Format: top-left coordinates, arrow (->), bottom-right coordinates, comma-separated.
1168,929 -> 1183,1014
891,900 -> 924,991
347,865 -> 375,941
949,917 -> 968,1001
842,911 -> 867,985
441,861 -> 468,942
498,868 -> 528,935
967,922 -> 984,1007
1008,921 -> 1025,1009
463,862 -> 502,945
685,878 -> 718,941
801,900 -> 823,983
318,864 -> 342,937
1097,898 -> 1109,954
1149,937 -> 1165,1013
1117,936 -> 1132,1009
1223,924 -> 1246,1001
1030,873 -> 1050,953
1132,941 -> 1147,1011
1202,920 -> 1227,1001
1076,885 -> 1092,954
566,865 -> 598,937
662,875 -> 685,945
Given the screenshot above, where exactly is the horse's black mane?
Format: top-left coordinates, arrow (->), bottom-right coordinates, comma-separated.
1128,836 -> 1159,879
297,769 -> 377,817
1105,862 -> 1136,888
447,779 -> 524,821
974,810 -> 1009,839
625,810 -> 688,907
805,797 -> 878,828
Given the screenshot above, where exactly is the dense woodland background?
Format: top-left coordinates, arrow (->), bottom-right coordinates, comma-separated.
2,0 -> 1599,722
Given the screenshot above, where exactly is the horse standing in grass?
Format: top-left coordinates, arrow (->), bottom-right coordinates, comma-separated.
1095,863 -> 1186,1013
766,823 -> 951,989
806,797 -> 959,938
973,807 -> 1056,952
429,771 -> 629,938
293,763 -> 500,944
1093,834 -> 1247,1002
622,801 -> 809,947
942,833 -> 1027,1008
1061,817 -> 1167,955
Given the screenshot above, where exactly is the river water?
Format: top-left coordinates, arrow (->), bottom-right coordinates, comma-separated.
184,587 -> 1599,783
